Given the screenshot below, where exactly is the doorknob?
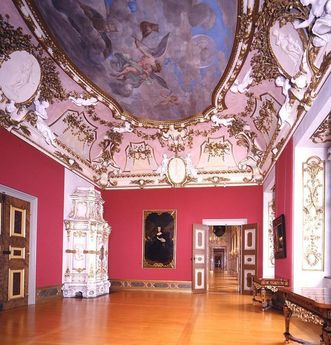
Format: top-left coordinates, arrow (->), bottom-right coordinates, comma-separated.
2,250 -> 11,255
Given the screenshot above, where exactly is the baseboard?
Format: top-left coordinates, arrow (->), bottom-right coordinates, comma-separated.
36,285 -> 62,303
110,279 -> 192,292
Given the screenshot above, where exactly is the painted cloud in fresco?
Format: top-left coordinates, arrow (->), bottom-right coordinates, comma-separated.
34,0 -> 237,121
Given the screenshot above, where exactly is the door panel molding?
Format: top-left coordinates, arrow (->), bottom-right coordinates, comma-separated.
192,224 -> 208,293
241,223 -> 258,294
0,184 -> 37,305
8,269 -> 25,300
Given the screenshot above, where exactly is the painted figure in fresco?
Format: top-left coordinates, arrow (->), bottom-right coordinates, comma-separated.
51,0 -> 116,63
109,31 -> 170,95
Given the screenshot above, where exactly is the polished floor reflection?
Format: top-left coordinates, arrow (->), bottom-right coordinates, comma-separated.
0,290 -> 320,345
208,269 -> 239,293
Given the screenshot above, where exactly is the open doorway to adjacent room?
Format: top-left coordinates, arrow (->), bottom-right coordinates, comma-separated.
207,225 -> 241,293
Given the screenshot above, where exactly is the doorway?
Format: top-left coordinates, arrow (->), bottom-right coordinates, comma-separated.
207,225 -> 241,293
192,220 -> 257,294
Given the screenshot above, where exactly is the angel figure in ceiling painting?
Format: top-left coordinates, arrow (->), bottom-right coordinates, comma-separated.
109,23 -> 170,96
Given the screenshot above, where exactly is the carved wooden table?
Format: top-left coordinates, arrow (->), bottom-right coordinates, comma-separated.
280,287 -> 331,345
252,277 -> 289,310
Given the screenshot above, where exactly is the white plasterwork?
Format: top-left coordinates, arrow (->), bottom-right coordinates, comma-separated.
0,50 -> 41,103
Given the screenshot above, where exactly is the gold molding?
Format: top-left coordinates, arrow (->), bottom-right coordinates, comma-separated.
310,113 -> 331,144
9,246 -> 25,260
110,279 -> 192,291
285,300 -> 323,326
13,0 -> 259,128
8,269 -> 25,300
9,206 -> 26,238
142,209 -> 177,269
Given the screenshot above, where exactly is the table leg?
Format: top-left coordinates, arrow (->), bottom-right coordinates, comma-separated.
261,287 -> 268,310
322,320 -> 331,345
252,284 -> 257,303
283,303 -> 293,343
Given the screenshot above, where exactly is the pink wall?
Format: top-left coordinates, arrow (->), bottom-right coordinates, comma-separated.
103,186 -> 263,281
274,139 -> 293,284
0,128 -> 64,288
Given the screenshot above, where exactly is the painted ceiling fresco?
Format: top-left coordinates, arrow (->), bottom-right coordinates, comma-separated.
0,0 -> 330,190
33,0 -> 237,122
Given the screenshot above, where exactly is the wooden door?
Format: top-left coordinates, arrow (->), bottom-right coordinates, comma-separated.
240,223 -> 257,294
192,224 -> 208,293
0,193 -> 30,310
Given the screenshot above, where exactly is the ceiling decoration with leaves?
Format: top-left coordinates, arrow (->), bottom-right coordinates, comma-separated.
0,0 -> 330,189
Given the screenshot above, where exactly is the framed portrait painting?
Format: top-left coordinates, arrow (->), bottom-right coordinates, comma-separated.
143,210 -> 176,268
273,214 -> 286,259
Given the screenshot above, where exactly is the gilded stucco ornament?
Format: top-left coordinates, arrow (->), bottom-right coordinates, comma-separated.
1,1 -> 330,190
0,14 -> 67,148
310,112 -> 331,143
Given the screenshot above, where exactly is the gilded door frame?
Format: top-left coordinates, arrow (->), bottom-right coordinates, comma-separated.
0,184 -> 37,305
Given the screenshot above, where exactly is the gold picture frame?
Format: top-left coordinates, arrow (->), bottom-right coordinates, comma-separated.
143,210 -> 176,268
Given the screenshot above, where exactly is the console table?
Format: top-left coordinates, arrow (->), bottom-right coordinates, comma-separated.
252,277 -> 289,310
279,287 -> 331,345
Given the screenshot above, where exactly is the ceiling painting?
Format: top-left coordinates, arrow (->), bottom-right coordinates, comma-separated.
33,0 -> 237,122
0,0 -> 330,190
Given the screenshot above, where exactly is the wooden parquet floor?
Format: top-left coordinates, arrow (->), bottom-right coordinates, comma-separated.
0,290 -> 321,345
208,270 -> 239,293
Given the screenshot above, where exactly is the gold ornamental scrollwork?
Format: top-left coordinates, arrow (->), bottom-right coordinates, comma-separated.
285,300 -> 323,326
302,156 -> 325,271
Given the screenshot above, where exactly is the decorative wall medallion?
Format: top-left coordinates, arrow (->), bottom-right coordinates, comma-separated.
167,157 -> 187,186
269,21 -> 304,77
302,156 -> 325,271
0,50 -> 41,103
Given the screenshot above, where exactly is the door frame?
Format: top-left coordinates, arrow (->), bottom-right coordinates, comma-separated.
202,218 -> 247,292
0,184 -> 37,305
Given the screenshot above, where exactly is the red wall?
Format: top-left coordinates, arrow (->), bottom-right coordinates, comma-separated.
0,128 -> 64,288
274,139 -> 293,284
103,186 -> 263,281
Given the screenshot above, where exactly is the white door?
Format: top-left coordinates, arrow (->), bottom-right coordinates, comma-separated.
192,224 -> 208,293
240,223 -> 258,294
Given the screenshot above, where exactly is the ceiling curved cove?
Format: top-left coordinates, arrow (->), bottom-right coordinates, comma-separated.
33,0 -> 238,122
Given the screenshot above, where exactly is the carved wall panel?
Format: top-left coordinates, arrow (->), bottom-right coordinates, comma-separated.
197,136 -> 237,170
124,142 -> 158,172
50,110 -> 97,160
302,156 -> 325,271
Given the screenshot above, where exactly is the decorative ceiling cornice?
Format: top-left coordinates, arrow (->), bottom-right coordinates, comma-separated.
0,0 -> 330,190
